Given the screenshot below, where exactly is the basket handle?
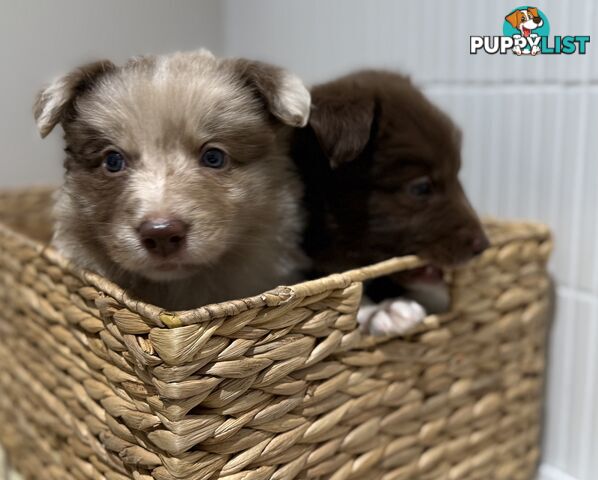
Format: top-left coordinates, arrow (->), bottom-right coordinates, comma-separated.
340,255 -> 427,283
287,255 -> 427,301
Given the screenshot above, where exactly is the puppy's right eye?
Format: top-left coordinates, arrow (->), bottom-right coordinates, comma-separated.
407,176 -> 433,197
200,148 -> 227,169
102,151 -> 126,174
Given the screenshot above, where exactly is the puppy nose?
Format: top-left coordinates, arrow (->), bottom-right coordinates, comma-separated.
471,232 -> 490,255
139,219 -> 188,257
533,16 -> 542,24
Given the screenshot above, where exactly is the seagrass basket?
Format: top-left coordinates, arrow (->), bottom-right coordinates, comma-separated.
0,187 -> 553,480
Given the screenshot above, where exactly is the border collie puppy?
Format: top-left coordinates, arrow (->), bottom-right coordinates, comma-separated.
293,70 -> 489,335
34,49 -> 311,310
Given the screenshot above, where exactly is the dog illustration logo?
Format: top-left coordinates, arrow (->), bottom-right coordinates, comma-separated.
503,6 -> 550,55
471,7 -> 589,55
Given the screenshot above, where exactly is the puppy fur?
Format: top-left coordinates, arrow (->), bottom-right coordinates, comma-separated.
294,69 -> 489,283
34,49 -> 311,310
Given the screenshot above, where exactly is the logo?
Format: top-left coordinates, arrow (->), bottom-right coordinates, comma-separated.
471,6 -> 590,55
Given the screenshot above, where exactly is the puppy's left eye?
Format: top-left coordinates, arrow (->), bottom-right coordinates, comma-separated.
103,151 -> 126,174
407,176 -> 433,197
200,148 -> 227,169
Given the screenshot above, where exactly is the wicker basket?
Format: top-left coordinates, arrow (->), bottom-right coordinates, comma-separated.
0,187 -> 552,480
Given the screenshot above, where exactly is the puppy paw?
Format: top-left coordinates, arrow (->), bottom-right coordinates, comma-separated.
531,45 -> 541,55
358,298 -> 426,337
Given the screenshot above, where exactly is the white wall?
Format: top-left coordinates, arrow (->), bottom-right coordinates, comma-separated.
0,0 -> 224,188
223,1 -> 597,479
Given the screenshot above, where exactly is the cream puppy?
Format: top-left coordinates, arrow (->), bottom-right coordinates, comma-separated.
34,49 -> 311,310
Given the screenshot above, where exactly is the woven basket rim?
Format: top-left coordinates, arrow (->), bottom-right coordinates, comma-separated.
0,186 -> 551,328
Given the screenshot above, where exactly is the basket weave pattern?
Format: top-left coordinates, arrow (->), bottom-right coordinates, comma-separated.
0,188 -> 552,480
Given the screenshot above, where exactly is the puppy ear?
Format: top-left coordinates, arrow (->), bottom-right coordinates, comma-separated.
528,7 -> 539,17
230,59 -> 311,127
33,60 -> 115,138
505,10 -> 521,28
309,96 -> 375,168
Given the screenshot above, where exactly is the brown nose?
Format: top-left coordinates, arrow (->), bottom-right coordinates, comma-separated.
471,232 -> 490,255
139,219 -> 188,257
533,16 -> 542,24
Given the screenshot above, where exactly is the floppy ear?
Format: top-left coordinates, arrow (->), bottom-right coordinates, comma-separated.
528,7 -> 539,17
230,59 -> 311,127
309,95 -> 375,168
505,10 -> 521,28
33,60 -> 115,138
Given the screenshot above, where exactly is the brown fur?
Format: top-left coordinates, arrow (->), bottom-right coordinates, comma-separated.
34,50 -> 311,310
293,70 -> 488,279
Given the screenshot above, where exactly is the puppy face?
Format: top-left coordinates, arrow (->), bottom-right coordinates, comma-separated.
301,70 -> 488,272
505,8 -> 543,34
35,50 -> 310,283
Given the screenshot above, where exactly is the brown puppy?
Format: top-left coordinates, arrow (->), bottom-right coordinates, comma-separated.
35,49 -> 311,310
293,70 -> 489,334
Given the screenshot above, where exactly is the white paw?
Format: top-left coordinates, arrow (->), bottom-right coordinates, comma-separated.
512,46 -> 522,56
531,45 -> 541,55
358,298 -> 426,337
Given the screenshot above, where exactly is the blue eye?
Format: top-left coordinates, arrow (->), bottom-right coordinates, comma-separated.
103,151 -> 126,174
201,148 -> 227,169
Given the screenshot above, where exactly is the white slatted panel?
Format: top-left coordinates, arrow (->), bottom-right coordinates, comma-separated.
223,0 -> 596,84
223,2 -> 598,479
